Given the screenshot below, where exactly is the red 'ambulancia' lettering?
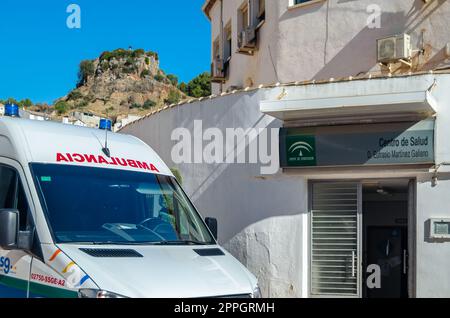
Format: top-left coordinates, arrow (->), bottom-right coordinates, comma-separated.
127,159 -> 138,168
72,154 -> 85,163
98,156 -> 108,164
56,153 -> 68,162
55,153 -> 159,172
84,154 -> 98,163
136,161 -> 149,170
115,158 -> 127,166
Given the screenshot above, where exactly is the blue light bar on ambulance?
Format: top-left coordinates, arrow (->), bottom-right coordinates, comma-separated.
4,103 -> 20,117
99,118 -> 112,131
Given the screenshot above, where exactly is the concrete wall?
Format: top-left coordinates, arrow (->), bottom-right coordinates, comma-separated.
416,176 -> 450,297
121,73 -> 450,297
208,0 -> 450,94
121,89 -> 308,297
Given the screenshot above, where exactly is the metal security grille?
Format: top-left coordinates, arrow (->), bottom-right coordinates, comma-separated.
311,182 -> 360,296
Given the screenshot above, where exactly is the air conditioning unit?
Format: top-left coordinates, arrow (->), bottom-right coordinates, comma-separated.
238,27 -> 257,53
211,57 -> 225,82
377,34 -> 412,64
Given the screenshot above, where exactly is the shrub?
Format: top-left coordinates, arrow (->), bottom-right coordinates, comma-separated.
178,82 -> 187,94
130,103 -> 142,109
146,51 -> 159,61
77,100 -> 88,108
145,57 -> 150,65
182,72 -> 211,98
123,66 -> 137,74
101,61 -> 109,71
154,74 -> 165,82
85,93 -> 95,102
143,99 -> 156,109
132,49 -> 145,58
100,48 -> 146,61
67,90 -> 83,101
6,97 -> 19,105
54,101 -> 69,115
125,57 -> 134,66
77,60 -> 95,87
167,74 -> 178,86
100,51 -> 114,61
20,98 -> 33,108
164,90 -> 181,105
140,69 -> 151,78
67,90 -> 83,100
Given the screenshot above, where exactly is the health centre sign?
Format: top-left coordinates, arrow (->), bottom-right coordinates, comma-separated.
280,119 -> 435,168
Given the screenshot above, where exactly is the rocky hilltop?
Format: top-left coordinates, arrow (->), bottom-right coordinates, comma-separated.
55,48 -> 184,119
3,48 -> 211,126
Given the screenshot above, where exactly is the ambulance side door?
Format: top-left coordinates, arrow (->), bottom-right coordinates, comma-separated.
0,161 -> 35,298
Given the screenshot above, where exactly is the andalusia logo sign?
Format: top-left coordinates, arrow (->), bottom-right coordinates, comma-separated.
286,135 -> 317,166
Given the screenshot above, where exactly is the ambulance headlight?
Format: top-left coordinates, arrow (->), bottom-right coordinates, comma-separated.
252,285 -> 262,298
78,289 -> 127,298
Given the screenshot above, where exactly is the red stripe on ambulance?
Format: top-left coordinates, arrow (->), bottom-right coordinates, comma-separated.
56,153 -> 159,172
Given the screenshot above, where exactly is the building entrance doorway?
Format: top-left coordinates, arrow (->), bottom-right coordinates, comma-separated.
310,179 -> 414,298
362,180 -> 410,298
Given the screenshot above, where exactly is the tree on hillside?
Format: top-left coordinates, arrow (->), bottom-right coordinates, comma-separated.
54,101 -> 69,115
6,97 -> 19,105
21,98 -> 33,108
77,60 -> 95,87
178,72 -> 211,98
0,97 -> 33,108
167,74 -> 178,87
164,89 -> 181,105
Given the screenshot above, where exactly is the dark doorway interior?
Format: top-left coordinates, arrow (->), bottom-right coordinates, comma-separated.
362,180 -> 409,298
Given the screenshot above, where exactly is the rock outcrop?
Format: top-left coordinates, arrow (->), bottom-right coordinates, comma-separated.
57,48 -> 184,118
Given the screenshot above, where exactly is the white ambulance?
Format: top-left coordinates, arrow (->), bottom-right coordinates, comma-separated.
0,115 -> 260,298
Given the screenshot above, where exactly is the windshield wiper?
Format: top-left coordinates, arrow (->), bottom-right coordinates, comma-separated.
151,240 -> 209,246
91,241 -> 134,245
68,240 -> 211,246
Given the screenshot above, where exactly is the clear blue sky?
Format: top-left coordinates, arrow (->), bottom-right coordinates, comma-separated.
0,0 -> 210,103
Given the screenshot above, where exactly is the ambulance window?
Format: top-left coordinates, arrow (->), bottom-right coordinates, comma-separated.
0,165 -> 31,231
0,166 -> 17,209
17,179 -> 32,231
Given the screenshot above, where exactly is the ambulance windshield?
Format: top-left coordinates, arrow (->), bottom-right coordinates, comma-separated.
30,163 -> 215,245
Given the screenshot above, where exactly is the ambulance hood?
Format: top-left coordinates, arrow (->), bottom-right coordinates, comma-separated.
58,244 -> 257,298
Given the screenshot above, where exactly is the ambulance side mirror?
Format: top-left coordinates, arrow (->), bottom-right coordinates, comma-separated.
0,209 -> 19,250
205,217 -> 218,240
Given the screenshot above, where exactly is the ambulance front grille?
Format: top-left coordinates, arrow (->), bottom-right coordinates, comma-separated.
80,248 -> 143,258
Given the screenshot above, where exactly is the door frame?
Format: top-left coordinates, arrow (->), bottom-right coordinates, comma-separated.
307,178 -> 417,298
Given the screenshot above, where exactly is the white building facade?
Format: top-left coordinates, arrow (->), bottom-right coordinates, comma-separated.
71,111 -> 101,128
205,0 -> 450,94
121,71 -> 450,298
121,0 -> 450,298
